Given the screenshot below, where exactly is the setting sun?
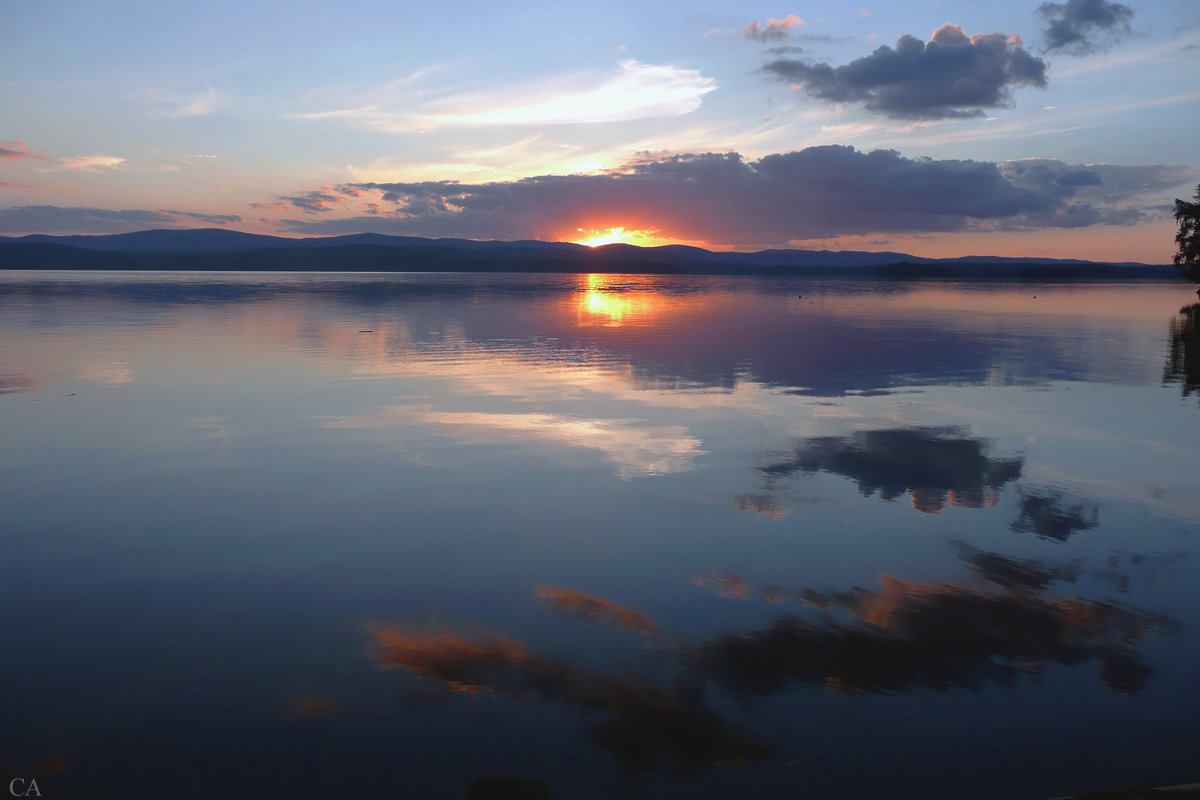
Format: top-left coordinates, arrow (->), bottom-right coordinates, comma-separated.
577,227 -> 635,247
573,226 -> 688,248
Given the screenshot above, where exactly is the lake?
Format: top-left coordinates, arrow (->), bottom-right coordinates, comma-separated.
2,271 -> 1198,799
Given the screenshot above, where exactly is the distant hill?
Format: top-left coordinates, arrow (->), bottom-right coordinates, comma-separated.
0,227 -> 1179,280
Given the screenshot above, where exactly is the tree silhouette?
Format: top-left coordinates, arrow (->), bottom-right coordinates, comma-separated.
1174,185 -> 1200,286
1164,304 -> 1200,400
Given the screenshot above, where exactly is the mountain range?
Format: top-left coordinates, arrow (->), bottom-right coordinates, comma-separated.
0,228 -> 1179,280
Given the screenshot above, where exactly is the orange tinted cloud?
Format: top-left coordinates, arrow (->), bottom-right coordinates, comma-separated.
0,141 -> 51,161
0,371 -> 39,395
284,695 -> 343,718
733,493 -> 789,519
536,585 -> 657,634
373,629 -> 527,672
368,625 -> 776,775
689,573 -> 749,599
744,15 -> 805,41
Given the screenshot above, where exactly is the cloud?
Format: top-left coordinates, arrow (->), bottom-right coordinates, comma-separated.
132,86 -> 225,119
953,541 -> 1081,592
161,209 -> 243,225
324,405 -> 703,478
79,361 -> 133,384
689,573 -> 750,599
168,86 -> 222,117
996,158 -> 1182,228
690,569 -> 1176,697
0,141 -> 50,162
0,205 -> 239,234
423,60 -> 716,127
745,15 -> 805,42
0,371 -> 39,396
300,60 -> 716,130
759,426 -> 1023,514
270,146 -> 1189,246
370,627 -> 776,776
733,492 -> 790,518
1038,0 -> 1134,54
250,184 -> 369,214
536,585 -> 658,634
1011,491 -> 1099,541
56,155 -> 126,171
761,23 -> 1047,119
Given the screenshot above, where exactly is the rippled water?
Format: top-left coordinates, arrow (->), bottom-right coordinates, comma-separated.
2,271 -> 1198,799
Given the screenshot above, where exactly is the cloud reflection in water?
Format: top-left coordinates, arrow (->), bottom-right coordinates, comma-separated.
368,626 -> 775,777
759,425 -> 1023,514
1011,491 -> 1100,541
537,585 -> 658,634
366,547 -> 1179,780
690,563 -> 1177,698
323,405 -> 704,477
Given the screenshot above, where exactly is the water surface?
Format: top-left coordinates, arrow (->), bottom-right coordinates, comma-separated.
2,271 -> 1198,799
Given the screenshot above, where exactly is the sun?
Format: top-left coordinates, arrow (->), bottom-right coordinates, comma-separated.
571,225 -> 713,249
575,227 -> 637,247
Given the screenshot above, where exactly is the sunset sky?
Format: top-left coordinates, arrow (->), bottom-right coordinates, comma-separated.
2,0 -> 1198,261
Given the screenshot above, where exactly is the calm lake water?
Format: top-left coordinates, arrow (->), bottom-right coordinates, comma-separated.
2,271 -> 1198,799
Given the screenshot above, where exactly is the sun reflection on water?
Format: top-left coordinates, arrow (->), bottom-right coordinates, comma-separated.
576,273 -> 669,328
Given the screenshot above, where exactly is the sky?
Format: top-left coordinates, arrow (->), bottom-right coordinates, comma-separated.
2,0 -> 1198,261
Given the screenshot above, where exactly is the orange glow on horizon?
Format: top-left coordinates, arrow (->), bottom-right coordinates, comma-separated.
571,225 -> 708,249
577,227 -> 637,247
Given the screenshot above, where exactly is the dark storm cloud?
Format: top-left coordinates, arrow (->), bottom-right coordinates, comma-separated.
0,205 -> 239,234
274,146 -> 1189,246
1038,0 -> 1134,54
760,23 -> 1047,119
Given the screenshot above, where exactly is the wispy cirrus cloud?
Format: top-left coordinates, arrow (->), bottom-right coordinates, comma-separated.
0,141 -> 51,162
130,86 -> 225,119
324,404 -> 704,478
54,155 -> 127,172
297,59 -> 717,131
430,60 -> 716,126
745,15 -> 805,42
292,104 -> 382,121
169,86 -> 223,117
762,24 -> 1047,120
